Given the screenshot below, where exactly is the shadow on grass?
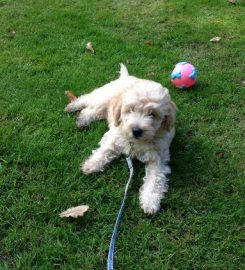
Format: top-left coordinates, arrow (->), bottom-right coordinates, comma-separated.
130,127 -> 211,184
127,125 -> 214,215
170,128 -> 212,187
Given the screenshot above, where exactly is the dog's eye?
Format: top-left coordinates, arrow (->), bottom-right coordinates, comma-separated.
148,112 -> 156,118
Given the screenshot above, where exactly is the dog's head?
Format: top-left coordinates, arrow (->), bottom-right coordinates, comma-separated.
112,80 -> 176,141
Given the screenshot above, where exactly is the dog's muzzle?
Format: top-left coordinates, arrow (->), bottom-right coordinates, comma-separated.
132,128 -> 143,138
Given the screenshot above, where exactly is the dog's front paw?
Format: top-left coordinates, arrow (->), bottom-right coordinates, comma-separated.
81,160 -> 95,175
139,188 -> 162,215
81,159 -> 100,175
140,200 -> 160,215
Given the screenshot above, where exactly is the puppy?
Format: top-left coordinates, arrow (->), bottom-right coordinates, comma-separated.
65,64 -> 176,214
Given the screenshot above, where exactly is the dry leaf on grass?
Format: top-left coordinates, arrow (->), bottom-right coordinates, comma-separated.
210,37 -> 221,43
7,29 -> 16,39
59,205 -> 89,218
65,90 -> 77,103
216,151 -> 226,159
146,71 -> 155,77
86,42 -> 95,53
145,40 -> 153,47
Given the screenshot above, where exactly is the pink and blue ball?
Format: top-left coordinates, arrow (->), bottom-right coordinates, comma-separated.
171,62 -> 197,89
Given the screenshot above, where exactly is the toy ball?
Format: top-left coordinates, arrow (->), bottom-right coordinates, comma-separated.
171,62 -> 197,89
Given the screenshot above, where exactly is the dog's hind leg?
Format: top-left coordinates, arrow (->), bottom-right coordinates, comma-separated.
65,77 -> 123,113
76,106 -> 106,128
64,94 -> 90,112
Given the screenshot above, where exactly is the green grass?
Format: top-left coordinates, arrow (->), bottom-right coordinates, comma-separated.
0,0 -> 244,269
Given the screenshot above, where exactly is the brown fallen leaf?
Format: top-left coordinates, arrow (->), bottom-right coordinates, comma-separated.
65,90 -> 77,103
146,71 -> 155,77
59,205 -> 89,218
216,151 -> 226,159
7,29 -> 16,39
145,40 -> 153,47
210,37 -> 221,43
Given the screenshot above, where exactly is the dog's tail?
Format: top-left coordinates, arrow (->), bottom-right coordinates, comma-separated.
119,63 -> 129,78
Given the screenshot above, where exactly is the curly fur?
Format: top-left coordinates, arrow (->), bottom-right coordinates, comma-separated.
65,64 -> 176,214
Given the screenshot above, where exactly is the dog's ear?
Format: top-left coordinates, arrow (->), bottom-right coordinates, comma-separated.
110,95 -> 122,126
164,101 -> 176,131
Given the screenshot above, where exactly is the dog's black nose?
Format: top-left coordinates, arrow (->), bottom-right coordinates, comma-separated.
132,128 -> 143,138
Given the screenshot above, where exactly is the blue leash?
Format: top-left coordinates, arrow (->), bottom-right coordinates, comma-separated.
107,157 -> 134,270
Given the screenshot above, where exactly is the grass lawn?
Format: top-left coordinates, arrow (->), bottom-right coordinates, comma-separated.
0,0 -> 244,269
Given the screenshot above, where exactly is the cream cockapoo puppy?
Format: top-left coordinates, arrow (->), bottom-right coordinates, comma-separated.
65,64 -> 176,214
